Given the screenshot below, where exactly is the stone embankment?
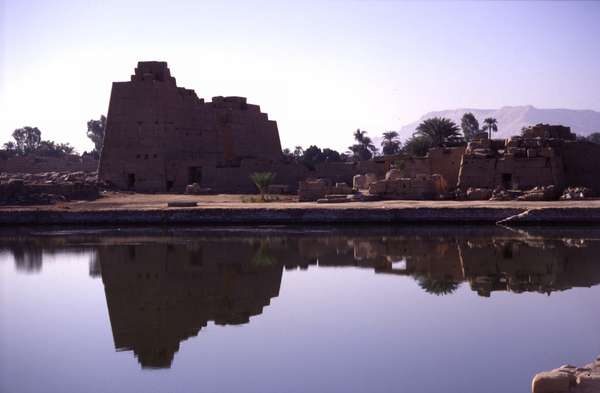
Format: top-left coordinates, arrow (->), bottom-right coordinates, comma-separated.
532,355 -> 600,393
2,194 -> 600,226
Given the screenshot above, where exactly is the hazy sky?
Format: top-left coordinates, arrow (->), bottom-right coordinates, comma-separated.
1,0 -> 599,153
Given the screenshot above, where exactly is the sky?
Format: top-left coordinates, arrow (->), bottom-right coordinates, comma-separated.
1,0 -> 599,153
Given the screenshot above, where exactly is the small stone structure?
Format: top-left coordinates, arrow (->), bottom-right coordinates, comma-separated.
353,173 -> 378,190
297,179 -> 353,202
385,147 -> 465,189
368,172 -> 447,200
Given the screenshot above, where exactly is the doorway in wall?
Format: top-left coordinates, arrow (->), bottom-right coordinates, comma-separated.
188,167 -> 202,185
501,173 -> 512,189
127,173 -> 136,190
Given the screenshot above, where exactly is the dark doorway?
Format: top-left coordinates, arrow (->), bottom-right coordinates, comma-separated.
127,173 -> 136,190
166,180 -> 174,191
188,167 -> 202,184
501,173 -> 512,189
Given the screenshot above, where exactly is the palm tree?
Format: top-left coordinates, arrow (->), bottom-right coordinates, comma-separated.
402,135 -> 432,157
482,118 -> 498,139
414,117 -> 460,147
381,131 -> 401,155
250,172 -> 276,201
293,146 -> 304,159
349,129 -> 377,160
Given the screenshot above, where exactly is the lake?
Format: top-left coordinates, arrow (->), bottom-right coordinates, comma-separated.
1,226 -> 599,393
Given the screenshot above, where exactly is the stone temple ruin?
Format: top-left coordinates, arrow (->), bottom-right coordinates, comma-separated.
455,125 -> 600,200
2,61 -> 599,205
97,61 -> 600,200
98,61 -> 393,195
99,61 -> 282,192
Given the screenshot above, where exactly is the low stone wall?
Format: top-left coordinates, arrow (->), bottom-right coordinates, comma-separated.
0,154 -> 98,174
0,206 -> 526,225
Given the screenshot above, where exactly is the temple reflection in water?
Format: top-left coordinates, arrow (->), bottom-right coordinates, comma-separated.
2,227 -> 600,368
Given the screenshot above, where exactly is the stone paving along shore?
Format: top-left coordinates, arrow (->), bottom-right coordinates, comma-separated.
2,193 -> 600,226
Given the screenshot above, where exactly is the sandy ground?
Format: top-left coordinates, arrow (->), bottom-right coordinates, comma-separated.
3,192 -> 600,212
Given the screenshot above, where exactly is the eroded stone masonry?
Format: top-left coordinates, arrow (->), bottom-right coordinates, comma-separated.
99,61 -> 283,192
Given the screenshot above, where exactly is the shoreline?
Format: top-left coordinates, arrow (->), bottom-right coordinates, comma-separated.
3,193 -> 600,225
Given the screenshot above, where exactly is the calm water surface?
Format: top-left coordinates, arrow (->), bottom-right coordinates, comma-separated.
1,226 -> 599,393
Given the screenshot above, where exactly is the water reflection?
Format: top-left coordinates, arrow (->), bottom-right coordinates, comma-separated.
1,226 -> 600,369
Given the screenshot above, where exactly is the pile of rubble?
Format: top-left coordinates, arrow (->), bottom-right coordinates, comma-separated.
458,184 -> 595,202
184,183 -> 214,195
0,171 -> 99,205
504,135 -> 560,159
0,171 -> 98,185
517,185 -> 560,201
560,187 -> 593,200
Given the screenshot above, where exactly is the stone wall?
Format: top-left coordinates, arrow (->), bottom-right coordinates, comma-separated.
561,141 -> 600,193
458,135 -> 566,190
459,155 -> 565,190
392,147 -> 464,189
0,154 -> 98,174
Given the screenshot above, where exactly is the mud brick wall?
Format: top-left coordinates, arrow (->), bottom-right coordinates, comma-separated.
0,154 -> 98,174
393,147 -> 464,189
561,141 -> 600,193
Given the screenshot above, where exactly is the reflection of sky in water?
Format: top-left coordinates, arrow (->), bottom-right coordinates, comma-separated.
0,229 -> 599,393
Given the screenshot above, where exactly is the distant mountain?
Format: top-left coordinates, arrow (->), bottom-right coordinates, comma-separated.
396,106 -> 600,141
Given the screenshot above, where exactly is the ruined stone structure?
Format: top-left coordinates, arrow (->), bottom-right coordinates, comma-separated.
368,172 -> 447,200
98,64 -> 599,197
388,147 -> 465,189
99,62 -> 282,192
458,125 -> 600,194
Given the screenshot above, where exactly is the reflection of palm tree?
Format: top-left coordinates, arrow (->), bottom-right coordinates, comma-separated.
252,241 -> 276,266
416,276 -> 460,296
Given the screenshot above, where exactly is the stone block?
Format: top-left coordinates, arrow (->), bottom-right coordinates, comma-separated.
531,371 -> 571,393
368,180 -> 387,195
385,169 -> 403,180
576,374 -> 600,392
466,187 -> 492,200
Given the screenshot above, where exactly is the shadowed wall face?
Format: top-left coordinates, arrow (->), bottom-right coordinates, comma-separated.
99,61 -> 282,193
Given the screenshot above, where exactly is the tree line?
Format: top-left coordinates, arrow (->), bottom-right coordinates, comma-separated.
1,116 -> 106,159
286,114 -> 500,164
2,113 -> 599,162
